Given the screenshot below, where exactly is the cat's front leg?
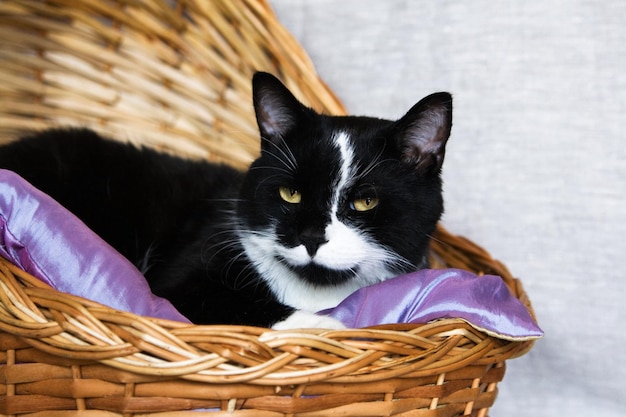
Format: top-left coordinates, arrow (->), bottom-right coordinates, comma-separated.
272,310 -> 345,330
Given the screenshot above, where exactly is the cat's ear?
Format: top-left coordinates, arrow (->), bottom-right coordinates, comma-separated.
252,72 -> 307,145
394,92 -> 452,173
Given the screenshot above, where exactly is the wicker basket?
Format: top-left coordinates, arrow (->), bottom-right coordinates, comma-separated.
0,1 -> 538,416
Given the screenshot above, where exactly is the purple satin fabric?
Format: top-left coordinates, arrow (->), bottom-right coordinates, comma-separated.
0,169 -> 190,323
323,269 -> 543,340
1,169 -> 542,339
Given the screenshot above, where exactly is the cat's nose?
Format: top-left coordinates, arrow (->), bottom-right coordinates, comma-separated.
299,228 -> 328,257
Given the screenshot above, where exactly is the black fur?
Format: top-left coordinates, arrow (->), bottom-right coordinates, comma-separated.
0,72 -> 452,327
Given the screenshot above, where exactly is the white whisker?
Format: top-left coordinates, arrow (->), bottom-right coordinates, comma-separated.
260,136 -> 298,173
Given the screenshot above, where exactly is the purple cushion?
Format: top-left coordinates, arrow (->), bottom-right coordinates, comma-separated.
323,269 -> 543,340
0,169 -> 190,322
0,169 -> 542,339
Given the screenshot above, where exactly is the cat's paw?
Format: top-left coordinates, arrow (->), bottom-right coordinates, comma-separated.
272,311 -> 346,330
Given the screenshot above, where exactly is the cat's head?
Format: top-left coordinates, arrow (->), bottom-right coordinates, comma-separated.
237,72 -> 452,311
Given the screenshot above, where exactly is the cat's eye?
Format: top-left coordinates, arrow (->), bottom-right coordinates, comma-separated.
351,196 -> 379,212
279,186 -> 301,204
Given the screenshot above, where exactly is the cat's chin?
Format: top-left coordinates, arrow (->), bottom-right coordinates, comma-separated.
282,260 -> 355,286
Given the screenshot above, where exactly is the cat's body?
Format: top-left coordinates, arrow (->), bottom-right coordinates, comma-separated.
0,73 -> 452,328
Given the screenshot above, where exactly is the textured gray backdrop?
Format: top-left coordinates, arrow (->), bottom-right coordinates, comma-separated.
270,1 -> 625,416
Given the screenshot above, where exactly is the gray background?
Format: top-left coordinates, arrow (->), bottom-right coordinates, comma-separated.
270,1 -> 625,416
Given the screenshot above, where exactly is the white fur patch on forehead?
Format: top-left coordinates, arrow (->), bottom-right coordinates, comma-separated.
331,131 -> 355,215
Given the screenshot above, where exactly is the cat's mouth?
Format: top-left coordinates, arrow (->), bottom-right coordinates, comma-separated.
279,257 -> 355,286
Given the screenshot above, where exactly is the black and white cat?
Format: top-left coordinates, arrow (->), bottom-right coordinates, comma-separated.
0,72 -> 452,329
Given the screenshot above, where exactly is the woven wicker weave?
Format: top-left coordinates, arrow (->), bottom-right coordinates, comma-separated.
0,1 -> 538,416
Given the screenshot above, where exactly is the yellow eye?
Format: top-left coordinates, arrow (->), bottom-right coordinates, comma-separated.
279,186 -> 301,204
352,196 -> 379,212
